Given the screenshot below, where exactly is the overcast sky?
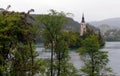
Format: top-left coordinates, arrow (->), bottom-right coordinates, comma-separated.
0,0 -> 120,22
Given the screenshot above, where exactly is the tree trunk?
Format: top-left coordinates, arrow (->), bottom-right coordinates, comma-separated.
30,42 -> 34,76
57,50 -> 61,76
51,41 -> 54,76
91,52 -> 95,76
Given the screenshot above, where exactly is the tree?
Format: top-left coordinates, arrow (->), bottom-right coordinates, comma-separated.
35,9 -> 78,76
35,9 -> 67,76
0,6 -> 42,76
98,30 -> 105,47
78,35 -> 110,76
0,6 -> 22,75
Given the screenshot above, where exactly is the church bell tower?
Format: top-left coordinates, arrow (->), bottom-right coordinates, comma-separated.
80,14 -> 87,36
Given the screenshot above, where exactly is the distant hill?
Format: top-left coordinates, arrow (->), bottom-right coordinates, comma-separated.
90,17 -> 120,28
33,15 -> 120,41
89,17 -> 120,35
33,14 -> 98,32
66,17 -> 120,41
33,14 -> 100,43
66,17 -> 120,33
60,17 -> 99,33
63,17 -> 80,31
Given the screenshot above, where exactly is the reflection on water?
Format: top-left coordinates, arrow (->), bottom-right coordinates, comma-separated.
36,42 -> 120,75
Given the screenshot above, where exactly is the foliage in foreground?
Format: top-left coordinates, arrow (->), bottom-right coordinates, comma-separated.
78,35 -> 114,76
0,6 -> 42,76
35,9 -> 78,76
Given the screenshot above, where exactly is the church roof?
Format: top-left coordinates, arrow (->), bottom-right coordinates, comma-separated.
81,13 -> 85,23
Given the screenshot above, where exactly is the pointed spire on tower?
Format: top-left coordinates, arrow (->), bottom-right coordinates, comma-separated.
81,13 -> 85,23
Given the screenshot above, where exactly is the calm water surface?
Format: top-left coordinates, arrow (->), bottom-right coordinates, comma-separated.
103,42 -> 120,75
36,42 -> 120,75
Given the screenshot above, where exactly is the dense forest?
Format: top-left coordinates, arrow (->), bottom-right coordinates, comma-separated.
104,29 -> 120,41
0,6 -> 115,76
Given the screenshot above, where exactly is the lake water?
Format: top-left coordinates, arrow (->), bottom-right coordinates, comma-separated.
103,42 -> 120,75
36,42 -> 120,75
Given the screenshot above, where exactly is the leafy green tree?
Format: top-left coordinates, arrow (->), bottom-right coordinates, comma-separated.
35,9 -> 67,76
0,6 -> 22,75
0,6 -> 42,76
54,32 -> 79,76
35,9 -> 79,76
82,25 -> 105,48
98,30 -> 105,47
78,35 -> 110,76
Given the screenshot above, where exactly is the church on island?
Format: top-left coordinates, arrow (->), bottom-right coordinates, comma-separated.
80,14 -> 87,36
64,13 -> 98,36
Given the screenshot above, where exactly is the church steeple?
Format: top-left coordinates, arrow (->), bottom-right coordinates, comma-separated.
81,13 -> 85,23
80,13 -> 86,36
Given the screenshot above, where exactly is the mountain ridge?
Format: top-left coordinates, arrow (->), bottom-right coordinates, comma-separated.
89,17 -> 120,28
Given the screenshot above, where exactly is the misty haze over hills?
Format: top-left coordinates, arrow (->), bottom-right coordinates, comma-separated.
90,17 -> 120,28
66,17 -> 120,33
89,17 -> 120,41
88,17 -> 120,35
66,16 -> 120,41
